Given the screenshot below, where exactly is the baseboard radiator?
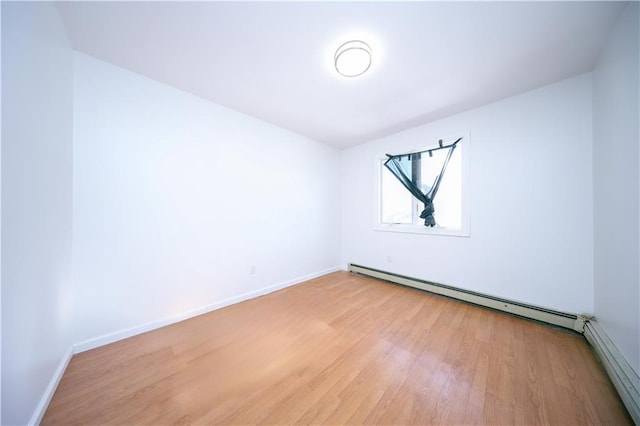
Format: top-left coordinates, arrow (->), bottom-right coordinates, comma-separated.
584,321 -> 640,425
348,263 -> 586,332
348,263 -> 640,424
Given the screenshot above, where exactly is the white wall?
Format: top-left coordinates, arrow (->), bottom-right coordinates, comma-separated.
1,4 -> 3,422
1,3 -> 633,422
1,3 -> 74,425
592,2 -> 640,373
342,74 -> 594,314
72,53 -> 341,345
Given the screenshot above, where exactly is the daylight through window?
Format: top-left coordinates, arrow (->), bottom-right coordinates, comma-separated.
377,136 -> 468,236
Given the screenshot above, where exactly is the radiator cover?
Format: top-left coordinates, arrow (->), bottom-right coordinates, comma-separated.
348,263 -> 585,332
348,263 -> 639,423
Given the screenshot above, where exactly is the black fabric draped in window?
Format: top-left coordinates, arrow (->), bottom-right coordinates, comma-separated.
384,137 -> 462,227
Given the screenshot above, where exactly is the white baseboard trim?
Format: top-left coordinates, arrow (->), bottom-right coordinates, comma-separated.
32,266 -> 341,424
28,346 -> 73,426
584,320 -> 639,425
73,266 -> 342,353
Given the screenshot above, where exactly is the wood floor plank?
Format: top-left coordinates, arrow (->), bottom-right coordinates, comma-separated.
42,271 -> 633,425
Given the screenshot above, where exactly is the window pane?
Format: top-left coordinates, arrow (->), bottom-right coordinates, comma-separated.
381,166 -> 412,224
421,148 -> 462,229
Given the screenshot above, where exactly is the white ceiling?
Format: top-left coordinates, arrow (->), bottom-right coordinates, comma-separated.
56,1 -> 625,149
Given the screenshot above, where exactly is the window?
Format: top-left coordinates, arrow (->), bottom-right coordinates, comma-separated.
376,135 -> 469,236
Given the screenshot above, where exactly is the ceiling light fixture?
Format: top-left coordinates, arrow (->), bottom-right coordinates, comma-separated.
334,40 -> 372,78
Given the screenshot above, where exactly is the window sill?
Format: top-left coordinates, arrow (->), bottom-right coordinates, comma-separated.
375,224 -> 470,237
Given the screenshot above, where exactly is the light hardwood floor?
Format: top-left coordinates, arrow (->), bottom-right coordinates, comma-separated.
43,271 -> 632,425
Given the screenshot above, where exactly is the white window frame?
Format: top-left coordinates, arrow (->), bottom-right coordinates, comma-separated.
374,133 -> 470,237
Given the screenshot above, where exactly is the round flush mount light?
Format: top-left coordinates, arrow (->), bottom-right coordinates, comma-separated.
334,40 -> 372,77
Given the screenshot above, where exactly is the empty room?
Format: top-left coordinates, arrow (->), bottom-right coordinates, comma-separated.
2,1 -> 639,425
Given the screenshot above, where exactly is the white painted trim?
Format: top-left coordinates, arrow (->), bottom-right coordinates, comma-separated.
374,132 -> 470,237
584,320 -> 639,424
349,263 -> 584,332
28,347 -> 73,426
374,223 -> 470,237
29,267 -> 342,423
73,266 -> 342,353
